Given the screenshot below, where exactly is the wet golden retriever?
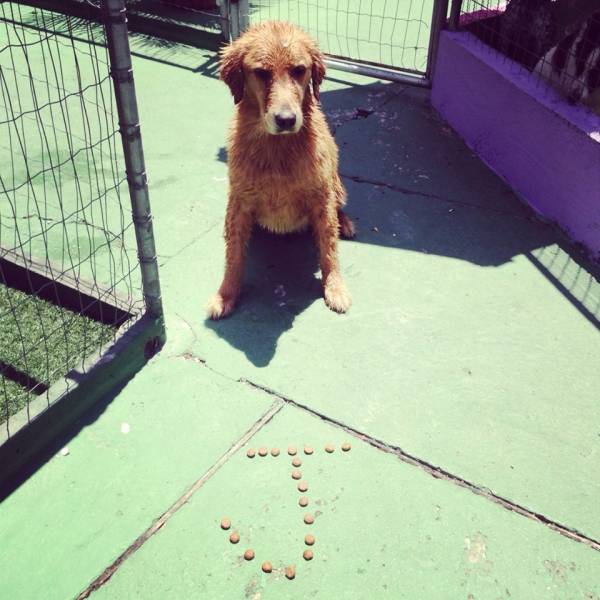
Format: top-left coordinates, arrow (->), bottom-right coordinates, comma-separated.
207,21 -> 354,319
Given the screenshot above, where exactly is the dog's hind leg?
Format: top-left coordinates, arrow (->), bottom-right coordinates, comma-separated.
337,209 -> 356,239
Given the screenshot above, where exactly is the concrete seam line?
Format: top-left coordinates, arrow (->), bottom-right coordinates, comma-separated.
76,398 -> 284,599
240,378 -> 600,553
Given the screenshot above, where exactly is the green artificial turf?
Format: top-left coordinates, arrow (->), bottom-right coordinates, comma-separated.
0,283 -> 115,424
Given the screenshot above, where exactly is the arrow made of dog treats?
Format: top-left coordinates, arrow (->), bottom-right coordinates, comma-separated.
219,442 -> 352,581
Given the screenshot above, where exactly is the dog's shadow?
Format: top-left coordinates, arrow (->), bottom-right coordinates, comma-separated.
204,227 -> 321,367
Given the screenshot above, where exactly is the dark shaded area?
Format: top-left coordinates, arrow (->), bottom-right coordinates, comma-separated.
205,227 -> 322,368
0,256 -> 132,327
204,79 -> 583,368
0,315 -> 164,495
0,361 -> 49,395
463,0 -> 599,70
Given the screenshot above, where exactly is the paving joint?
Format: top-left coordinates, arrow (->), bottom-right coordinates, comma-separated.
76,398 -> 285,599
340,172 -> 537,220
239,377 -> 600,554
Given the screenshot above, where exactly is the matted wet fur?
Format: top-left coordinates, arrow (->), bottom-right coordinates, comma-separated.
207,21 -> 355,319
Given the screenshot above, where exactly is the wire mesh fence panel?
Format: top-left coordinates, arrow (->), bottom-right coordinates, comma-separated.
0,1 -> 156,441
455,0 -> 600,115
248,0 -> 437,75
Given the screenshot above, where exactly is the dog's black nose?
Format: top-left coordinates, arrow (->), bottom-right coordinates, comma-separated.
275,111 -> 297,131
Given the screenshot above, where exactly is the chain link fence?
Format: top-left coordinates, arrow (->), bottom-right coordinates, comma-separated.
450,0 -> 600,114
1,0 -> 162,468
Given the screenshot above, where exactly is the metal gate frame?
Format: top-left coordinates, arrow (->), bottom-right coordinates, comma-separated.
0,0 -> 165,490
224,0 -> 450,87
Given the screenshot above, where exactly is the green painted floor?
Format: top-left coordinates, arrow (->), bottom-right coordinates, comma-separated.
1,25 -> 600,600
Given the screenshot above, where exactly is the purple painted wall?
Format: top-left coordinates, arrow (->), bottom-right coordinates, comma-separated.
432,31 -> 600,261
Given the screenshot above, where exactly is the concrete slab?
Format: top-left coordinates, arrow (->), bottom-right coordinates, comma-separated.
92,406 -> 600,599
131,48 -> 600,541
0,359 -> 274,600
2,28 -> 600,600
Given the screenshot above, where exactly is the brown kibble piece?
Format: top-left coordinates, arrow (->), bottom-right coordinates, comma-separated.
246,448 -> 256,458
292,457 -> 302,467
342,442 -> 351,452
304,513 -> 315,525
271,447 -> 280,457
303,549 -> 314,561
262,561 -> 272,573
285,565 -> 296,580
287,445 -> 297,456
304,445 -> 314,455
297,481 -> 308,492
220,518 -> 231,530
291,470 -> 302,480
258,447 -> 268,457
298,496 -> 309,507
305,534 -> 315,546
244,549 -> 255,561
325,443 -> 335,453
229,531 -> 240,544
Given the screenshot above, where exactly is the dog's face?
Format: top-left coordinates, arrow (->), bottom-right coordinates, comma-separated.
220,22 -> 325,135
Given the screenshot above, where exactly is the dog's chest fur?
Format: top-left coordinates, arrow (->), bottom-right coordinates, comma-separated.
228,109 -> 338,233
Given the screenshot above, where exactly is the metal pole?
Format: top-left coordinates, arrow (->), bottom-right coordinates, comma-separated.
325,57 -> 430,87
103,0 -> 163,320
238,0 -> 250,32
449,0 -> 463,30
216,0 -> 230,41
426,0 -> 450,80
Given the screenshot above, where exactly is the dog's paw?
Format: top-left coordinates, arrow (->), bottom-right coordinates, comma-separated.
206,293 -> 237,320
324,277 -> 352,313
338,211 -> 356,239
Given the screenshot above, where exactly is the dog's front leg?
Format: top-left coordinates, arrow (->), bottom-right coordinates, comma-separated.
206,201 -> 253,319
311,204 -> 352,313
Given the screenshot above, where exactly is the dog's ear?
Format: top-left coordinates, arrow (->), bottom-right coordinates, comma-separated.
310,47 -> 326,101
220,40 -> 246,104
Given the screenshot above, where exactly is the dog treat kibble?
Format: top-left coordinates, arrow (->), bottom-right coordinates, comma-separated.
271,447 -> 280,457
262,561 -> 272,574
291,470 -> 302,480
304,534 -> 315,546
287,445 -> 297,456
303,550 -> 314,561
285,565 -> 296,580
297,481 -> 308,492
258,447 -> 268,457
220,518 -> 231,530
304,513 -> 315,525
292,457 -> 302,467
325,443 -> 335,453
304,445 -> 314,455
229,531 -> 240,544
244,549 -> 255,561
246,448 -> 256,458
299,496 -> 309,507
341,442 -> 352,452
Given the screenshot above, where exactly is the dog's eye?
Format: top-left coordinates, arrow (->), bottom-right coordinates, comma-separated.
291,65 -> 306,78
253,68 -> 271,81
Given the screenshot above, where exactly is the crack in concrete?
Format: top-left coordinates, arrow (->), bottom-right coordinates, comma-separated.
239,378 -> 600,554
77,398 -> 284,599
157,220 -> 221,267
341,172 -> 537,220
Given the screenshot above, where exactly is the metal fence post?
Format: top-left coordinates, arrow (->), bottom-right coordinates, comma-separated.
228,0 -> 249,40
426,0 -> 450,81
449,0 -> 463,30
103,0 -> 164,320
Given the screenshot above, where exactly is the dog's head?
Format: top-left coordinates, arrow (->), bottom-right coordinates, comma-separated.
219,21 -> 325,135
